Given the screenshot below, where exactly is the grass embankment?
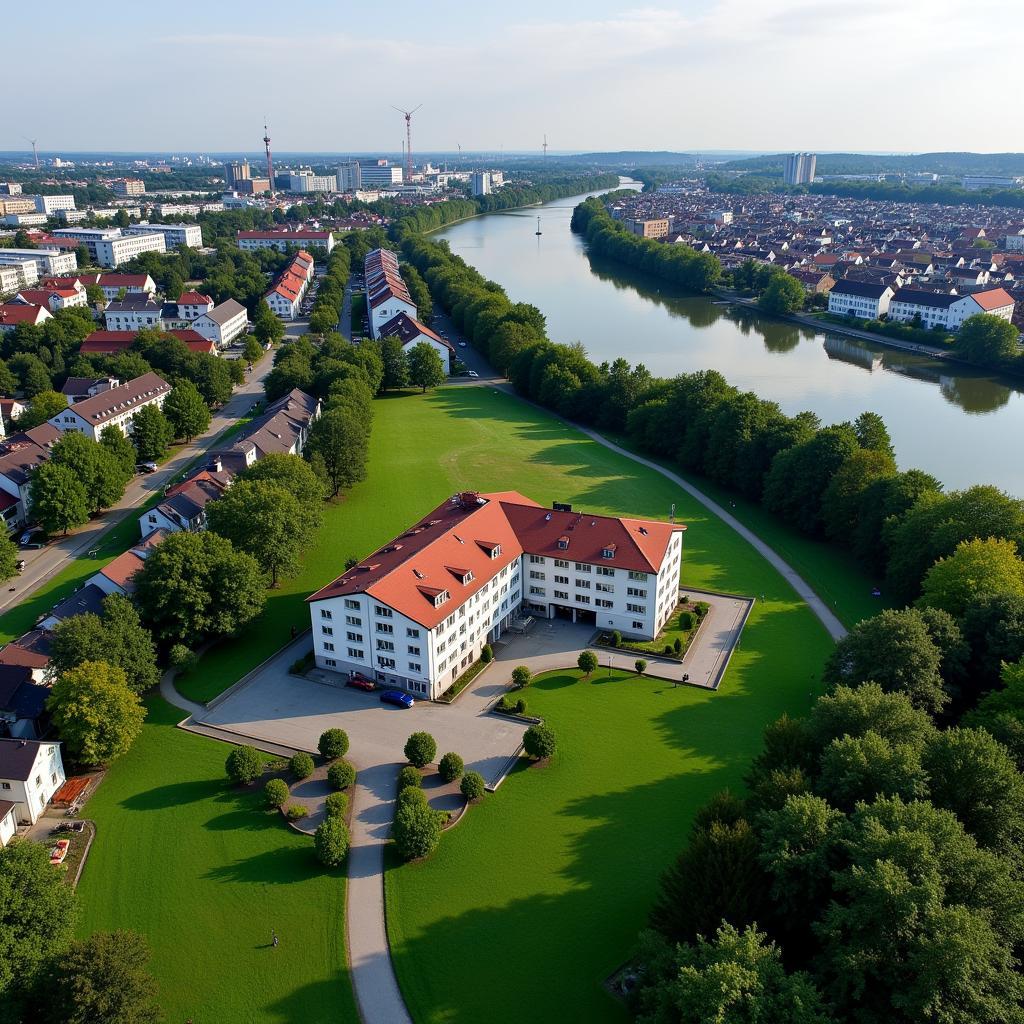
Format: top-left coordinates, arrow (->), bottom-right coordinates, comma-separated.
77,697 -> 358,1024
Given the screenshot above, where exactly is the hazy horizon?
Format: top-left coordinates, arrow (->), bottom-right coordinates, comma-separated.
4,0 -> 1020,153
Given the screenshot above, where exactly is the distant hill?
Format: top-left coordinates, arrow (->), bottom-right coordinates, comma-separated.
721,152 -> 1024,177
565,151 -> 699,166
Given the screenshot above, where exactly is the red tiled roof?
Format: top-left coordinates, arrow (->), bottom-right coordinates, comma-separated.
177,291 -> 212,305
80,330 -> 214,354
971,288 -> 1014,311
307,491 -> 685,630
0,304 -> 48,325
97,550 -> 144,591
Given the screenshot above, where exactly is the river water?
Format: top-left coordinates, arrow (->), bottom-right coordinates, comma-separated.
437,187 -> 1022,495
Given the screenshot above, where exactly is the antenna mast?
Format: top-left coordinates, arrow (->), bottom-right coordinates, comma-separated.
543,134 -> 548,159
23,137 -> 39,170
262,123 -> 275,192
392,104 -> 422,182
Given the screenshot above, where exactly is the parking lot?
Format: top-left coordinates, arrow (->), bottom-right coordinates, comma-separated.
197,640 -> 529,786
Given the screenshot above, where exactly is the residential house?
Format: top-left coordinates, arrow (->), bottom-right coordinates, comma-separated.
103,295 -> 161,332
0,423 -> 62,530
0,630 -> 52,683
139,466 -> 231,537
377,312 -> 453,373
827,279 -> 895,319
0,303 -> 52,333
888,286 -> 1016,330
13,282 -> 88,312
60,377 -> 119,404
38,584 -> 108,632
306,491 -> 685,699
0,737 -> 65,830
192,298 -> 248,348
265,252 -> 314,320
365,248 -> 417,339
47,372 -> 170,441
80,330 -> 215,357
236,229 -> 334,254
0,665 -> 51,741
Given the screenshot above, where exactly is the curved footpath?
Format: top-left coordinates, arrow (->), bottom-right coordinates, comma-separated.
155,378 -> 847,1024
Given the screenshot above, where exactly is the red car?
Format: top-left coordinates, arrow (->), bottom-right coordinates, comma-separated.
347,674 -> 375,692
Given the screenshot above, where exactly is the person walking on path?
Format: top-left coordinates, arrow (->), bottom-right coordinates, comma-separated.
272,930 -> 279,948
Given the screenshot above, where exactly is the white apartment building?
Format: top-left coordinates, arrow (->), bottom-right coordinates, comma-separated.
48,372 -> 170,441
286,169 -> 337,193
471,172 -> 492,196
0,248 -> 77,277
888,287 -> 1016,330
359,161 -> 403,187
0,260 -> 39,294
337,162 -> 362,190
307,491 -> 685,699
962,175 -> 1021,191
827,280 -> 895,319
112,178 -> 146,196
237,229 -> 334,254
193,298 -> 248,347
52,227 -> 167,267
0,738 -> 65,830
2,212 -> 48,227
104,295 -> 162,331
365,248 -> 417,339
29,193 -> 76,214
125,222 -> 203,248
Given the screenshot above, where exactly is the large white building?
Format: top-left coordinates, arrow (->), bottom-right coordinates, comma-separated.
337,162 -> 362,191
0,738 -> 65,834
237,229 -> 334,254
125,222 -> 203,249
471,171 -> 492,197
29,194 -> 76,214
286,169 -> 337,193
52,227 -> 167,267
0,248 -> 77,278
2,212 -> 48,227
0,259 -> 40,294
359,161 -> 403,187
48,372 -> 170,441
827,279 -> 894,319
784,153 -> 817,186
307,491 -> 685,699
888,287 -> 1016,330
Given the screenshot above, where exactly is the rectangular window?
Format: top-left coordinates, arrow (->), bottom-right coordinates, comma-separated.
345,615 -> 361,626
596,599 -> 613,609
554,558 -> 569,568
628,571 -> 648,582
321,625 -> 333,636
323,641 -> 335,651
529,586 -> 545,596
344,599 -> 359,609
346,631 -> 362,642
374,605 -> 393,617
574,563 -> 591,572
632,621 -> 643,630
325,658 -> 336,667
406,627 -> 420,638
320,609 -> 332,619
408,645 -> 421,655
376,622 -> 394,634
596,566 -> 614,577
626,603 -> 646,614
554,590 -> 568,600
627,587 -> 647,598
596,583 -> 614,593
529,554 -> 544,563
576,594 -> 591,605
575,579 -> 590,589
376,639 -> 395,651
378,656 -> 396,668
529,570 -> 545,580
409,662 -> 421,673
554,575 -> 569,585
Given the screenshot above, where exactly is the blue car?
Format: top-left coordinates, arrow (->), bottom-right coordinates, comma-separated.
379,689 -> 414,709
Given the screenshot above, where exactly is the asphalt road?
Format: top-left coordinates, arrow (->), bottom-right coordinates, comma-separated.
0,344 -> 281,618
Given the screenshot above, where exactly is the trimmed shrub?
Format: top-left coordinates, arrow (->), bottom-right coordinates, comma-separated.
225,744 -> 264,785
611,630 -> 622,648
290,751 -> 314,780
461,770 -> 485,801
578,650 -> 599,677
324,791 -> 349,818
511,665 -> 531,689
314,817 -> 350,866
480,644 -> 493,664
695,601 -> 710,618
673,636 -> 683,655
318,728 -> 350,760
328,759 -> 356,790
664,644 -> 673,655
398,786 -> 427,809
169,643 -> 196,670
393,792 -> 444,861
681,595 -> 690,604
524,724 -> 557,760
498,694 -> 529,715
678,610 -> 696,630
635,660 -> 648,675
286,804 -> 309,820
404,731 -> 437,768
398,765 -> 422,792
264,777 -> 289,808
438,752 -> 464,783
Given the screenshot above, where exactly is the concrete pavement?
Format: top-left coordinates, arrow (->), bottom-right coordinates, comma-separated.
0,348 -> 276,617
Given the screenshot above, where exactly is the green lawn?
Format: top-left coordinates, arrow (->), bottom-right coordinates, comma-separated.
77,698 -> 358,1024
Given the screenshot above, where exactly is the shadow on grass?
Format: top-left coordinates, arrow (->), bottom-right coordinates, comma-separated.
203,843 -> 323,886
264,974 -> 355,1023
120,777 -> 224,811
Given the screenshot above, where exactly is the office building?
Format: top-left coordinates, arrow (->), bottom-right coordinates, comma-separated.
0,248 -> 78,277
223,160 -> 251,188
111,178 -> 146,196
359,160 -> 403,187
471,171 -> 491,196
962,175 -> 1022,191
783,153 -> 817,186
336,162 -> 362,191
52,227 -> 166,267
286,169 -> 337,193
125,222 -> 203,249
237,229 -> 334,254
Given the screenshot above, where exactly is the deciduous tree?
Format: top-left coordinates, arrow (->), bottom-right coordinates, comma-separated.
130,403 -> 173,461
407,341 -> 447,392
29,461 -> 89,536
162,380 -> 210,441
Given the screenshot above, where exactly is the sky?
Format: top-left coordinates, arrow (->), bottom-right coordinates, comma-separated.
5,0 -> 1022,155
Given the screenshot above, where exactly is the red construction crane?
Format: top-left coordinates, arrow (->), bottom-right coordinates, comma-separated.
392,105 -> 422,182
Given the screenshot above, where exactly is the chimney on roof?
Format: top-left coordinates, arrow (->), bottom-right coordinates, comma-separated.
210,456 -> 222,474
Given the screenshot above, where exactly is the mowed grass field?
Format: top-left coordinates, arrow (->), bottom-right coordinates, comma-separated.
379,390 -> 837,1024
77,698 -> 359,1024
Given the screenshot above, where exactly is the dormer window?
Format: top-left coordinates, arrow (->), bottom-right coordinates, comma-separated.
476,541 -> 501,559
602,544 -> 616,559
433,590 -> 450,607
557,536 -> 569,551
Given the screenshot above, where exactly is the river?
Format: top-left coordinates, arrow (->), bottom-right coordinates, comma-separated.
436,186 -> 1022,495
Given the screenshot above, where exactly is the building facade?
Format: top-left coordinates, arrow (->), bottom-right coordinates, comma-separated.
125,223 -> 203,249
0,738 -> 65,829
784,153 -> 817,186
307,491 -> 685,699
237,229 -> 334,254
827,280 -> 894,319
48,372 -> 170,441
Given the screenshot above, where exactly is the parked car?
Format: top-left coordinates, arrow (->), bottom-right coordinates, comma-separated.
347,674 -> 375,693
379,689 -> 414,709
15,560 -> 25,573
467,370 -> 479,378
18,526 -> 41,546
458,341 -> 467,347
21,542 -> 45,551
136,462 -> 158,474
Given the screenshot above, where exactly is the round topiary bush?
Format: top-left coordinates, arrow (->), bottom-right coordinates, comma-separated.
524,724 -> 557,760
324,791 -> 349,818
397,765 -> 422,792
460,770 -> 485,801
393,792 -> 444,861
314,816 -> 350,866
404,731 -> 437,769
577,651 -> 598,677
328,759 -> 356,790
664,644 -> 673,655
169,643 -> 196,670
611,630 -> 622,648
290,751 -> 314,780
317,728 -> 350,760
511,665 -> 531,689
480,644 -> 493,664
635,659 -> 648,675
438,752 -> 464,783
286,804 -> 309,820
264,777 -> 289,808
678,610 -> 696,631
225,744 -> 264,785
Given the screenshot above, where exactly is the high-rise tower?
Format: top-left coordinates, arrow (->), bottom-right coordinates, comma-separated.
263,124 -> 275,190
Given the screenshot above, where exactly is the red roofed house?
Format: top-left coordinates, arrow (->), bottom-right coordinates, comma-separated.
364,248 -> 417,339
80,330 -> 215,356
13,282 -> 88,312
47,372 -> 170,441
265,252 -> 314,320
307,490 -> 685,698
0,303 -> 52,333
378,311 -> 453,373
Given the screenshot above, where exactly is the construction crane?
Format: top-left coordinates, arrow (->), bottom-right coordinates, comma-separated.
392,104 -> 422,182
23,136 -> 39,170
